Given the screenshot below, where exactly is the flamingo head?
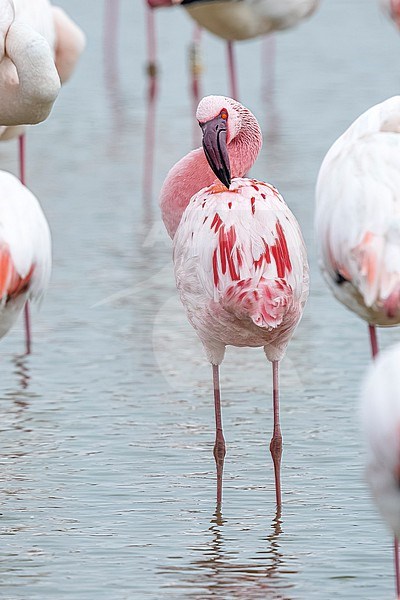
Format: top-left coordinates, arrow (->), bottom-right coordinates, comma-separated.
196,95 -> 262,189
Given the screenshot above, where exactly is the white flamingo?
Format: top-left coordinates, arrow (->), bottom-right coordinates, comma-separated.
0,0 -> 84,351
161,95 -> 309,506
0,171 -> 51,347
361,343 -> 400,599
315,95 -> 400,597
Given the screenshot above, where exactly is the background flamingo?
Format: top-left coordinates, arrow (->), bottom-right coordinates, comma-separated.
162,95 -> 309,506
315,95 -> 400,597
0,0 -> 84,352
0,171 -> 51,348
361,343 -> 400,600
141,0 -> 319,197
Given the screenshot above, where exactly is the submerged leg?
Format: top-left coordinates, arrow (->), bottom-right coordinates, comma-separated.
212,364 -> 226,506
270,360 -> 282,508
19,135 -> 31,355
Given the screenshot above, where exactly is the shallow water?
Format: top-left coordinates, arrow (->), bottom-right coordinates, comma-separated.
0,0 -> 399,598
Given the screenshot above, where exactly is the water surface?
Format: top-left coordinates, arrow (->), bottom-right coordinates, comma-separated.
0,1 -> 399,598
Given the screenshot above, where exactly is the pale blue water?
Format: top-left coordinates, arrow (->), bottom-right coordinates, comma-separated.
0,0 -> 399,598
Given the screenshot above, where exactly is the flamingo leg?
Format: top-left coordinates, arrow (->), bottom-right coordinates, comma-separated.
369,325 -> 400,595
270,360 -> 282,508
395,538 -> 400,600
212,364 -> 226,506
189,24 -> 202,148
226,41 -> 239,101
18,134 -> 31,355
143,5 -> 158,199
368,324 -> 379,359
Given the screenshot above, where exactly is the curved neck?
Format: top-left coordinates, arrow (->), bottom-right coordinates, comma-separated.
228,124 -> 262,177
0,22 -> 60,126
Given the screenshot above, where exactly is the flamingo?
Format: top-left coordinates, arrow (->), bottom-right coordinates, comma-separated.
315,95 -> 400,597
380,0 -> 400,29
177,0 -> 320,100
0,0 -> 84,352
361,343 -> 400,600
161,95 -> 309,506
0,171 -> 51,348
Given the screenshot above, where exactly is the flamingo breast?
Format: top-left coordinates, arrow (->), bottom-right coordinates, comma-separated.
173,177 -> 309,362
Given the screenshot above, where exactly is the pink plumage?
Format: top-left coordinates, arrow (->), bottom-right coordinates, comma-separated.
162,95 -> 309,506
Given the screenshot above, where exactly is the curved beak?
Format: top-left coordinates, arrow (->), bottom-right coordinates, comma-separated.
200,115 -> 231,189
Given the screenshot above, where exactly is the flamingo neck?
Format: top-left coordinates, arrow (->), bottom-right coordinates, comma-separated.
160,117 -> 262,238
228,124 -> 262,177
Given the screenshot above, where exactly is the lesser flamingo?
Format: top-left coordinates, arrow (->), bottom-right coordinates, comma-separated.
161,95 -> 309,506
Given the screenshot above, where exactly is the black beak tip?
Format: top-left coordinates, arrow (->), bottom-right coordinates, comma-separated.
219,171 -> 231,189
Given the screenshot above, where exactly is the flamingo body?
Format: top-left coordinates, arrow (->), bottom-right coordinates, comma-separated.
361,343 -> 400,539
174,176 -> 308,363
315,96 -> 400,326
164,95 -> 309,504
182,0 -> 319,41
0,171 -> 51,339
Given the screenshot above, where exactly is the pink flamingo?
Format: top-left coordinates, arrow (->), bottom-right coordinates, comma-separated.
362,344 -> 400,600
161,95 -> 309,506
0,171 -> 51,350
0,0 -> 84,352
315,95 -> 400,598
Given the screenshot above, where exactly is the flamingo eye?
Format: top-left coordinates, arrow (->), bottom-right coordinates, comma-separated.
220,110 -> 228,120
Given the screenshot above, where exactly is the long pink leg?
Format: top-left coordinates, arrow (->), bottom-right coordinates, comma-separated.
18,135 -> 31,355
369,324 -> 400,596
143,4 -> 158,199
226,41 -> 239,100
270,360 -> 282,508
190,24 -> 202,148
212,364 -> 226,506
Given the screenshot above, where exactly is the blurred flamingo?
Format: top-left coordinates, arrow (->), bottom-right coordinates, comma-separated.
142,0 -> 319,198
0,171 -> 51,352
361,343 -> 400,600
0,0 -> 84,352
161,95 -> 309,506
380,0 -> 400,29
315,95 -> 400,596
